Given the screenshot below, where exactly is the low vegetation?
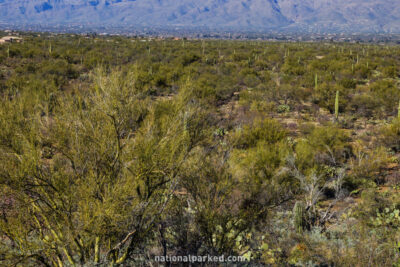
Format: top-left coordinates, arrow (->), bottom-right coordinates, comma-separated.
0,32 -> 400,266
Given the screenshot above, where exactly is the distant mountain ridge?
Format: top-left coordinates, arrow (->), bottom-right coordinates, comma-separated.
0,0 -> 399,33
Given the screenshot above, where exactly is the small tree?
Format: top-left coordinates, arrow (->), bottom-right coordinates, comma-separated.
0,68 -> 199,266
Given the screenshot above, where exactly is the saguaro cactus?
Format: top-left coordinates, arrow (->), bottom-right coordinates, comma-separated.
335,91 -> 340,121
293,201 -> 307,234
6,45 -> 10,58
315,74 -> 318,89
398,100 -> 400,119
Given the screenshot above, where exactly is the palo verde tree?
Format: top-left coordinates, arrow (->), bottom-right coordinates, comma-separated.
0,68 -> 201,266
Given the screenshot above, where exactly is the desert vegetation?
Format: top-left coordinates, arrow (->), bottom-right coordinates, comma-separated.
0,32 -> 400,266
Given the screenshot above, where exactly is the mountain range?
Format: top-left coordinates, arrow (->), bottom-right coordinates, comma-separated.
0,0 -> 399,33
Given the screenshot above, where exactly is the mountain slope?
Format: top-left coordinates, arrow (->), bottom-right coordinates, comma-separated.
0,0 -> 399,33
278,0 -> 400,33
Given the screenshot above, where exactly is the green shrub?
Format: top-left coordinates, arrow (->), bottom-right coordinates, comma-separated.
233,119 -> 287,149
250,100 -> 275,113
295,125 -> 351,170
349,145 -> 392,185
382,66 -> 398,78
339,78 -> 356,89
371,80 -> 400,114
348,93 -> 380,117
380,119 -> 400,152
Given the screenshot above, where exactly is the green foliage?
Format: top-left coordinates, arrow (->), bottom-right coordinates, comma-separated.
1,33 -> 400,266
349,144 -> 392,185
382,66 -> 398,78
0,68 -> 195,266
371,80 -> 400,115
349,93 -> 380,118
380,119 -> 400,152
339,78 -> 356,89
232,119 -> 287,149
295,125 -> 351,171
